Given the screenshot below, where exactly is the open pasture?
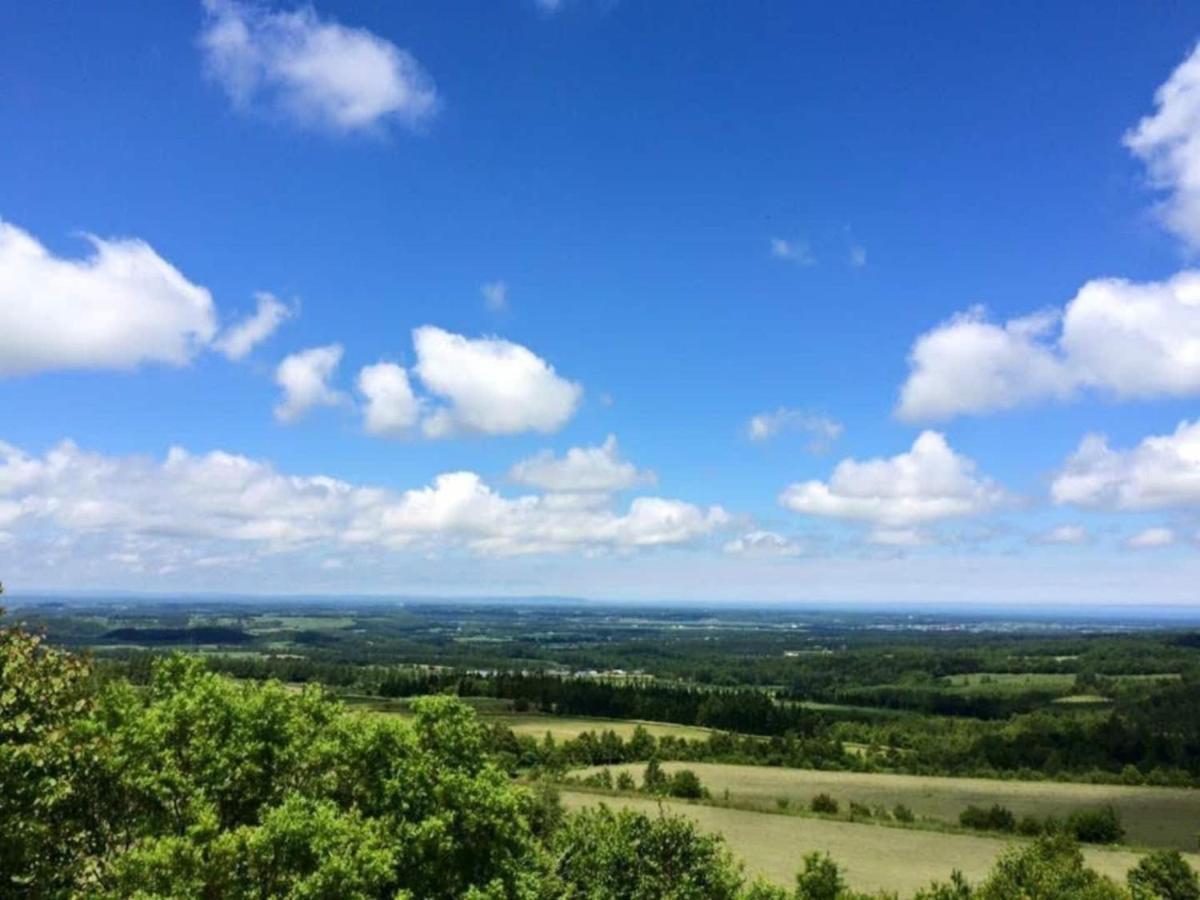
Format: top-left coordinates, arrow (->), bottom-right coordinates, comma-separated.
349,696 -> 713,741
561,791 -> 1200,896
576,761 -> 1200,850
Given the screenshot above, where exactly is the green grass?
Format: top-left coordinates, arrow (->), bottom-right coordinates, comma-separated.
560,791 -> 1199,896
348,695 -> 713,741
575,762 -> 1200,851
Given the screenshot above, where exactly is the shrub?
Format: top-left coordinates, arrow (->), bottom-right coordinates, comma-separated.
849,801 -> 872,820
615,771 -> 636,791
666,768 -> 706,800
1067,806 -> 1124,844
960,804 -> 1016,832
893,803 -> 915,823
810,793 -> 839,815
1017,815 -> 1044,836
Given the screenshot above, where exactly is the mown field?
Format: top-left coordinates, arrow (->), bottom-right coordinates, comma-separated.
348,695 -> 714,741
561,791 -> 1200,896
577,761 -> 1200,850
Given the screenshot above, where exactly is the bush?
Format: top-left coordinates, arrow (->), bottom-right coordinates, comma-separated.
615,771 -> 636,791
849,802 -> 872,820
666,768 -> 706,800
893,803 -> 915,823
1017,815 -> 1044,836
810,793 -> 839,815
960,804 -> 1016,833
1066,806 -> 1124,844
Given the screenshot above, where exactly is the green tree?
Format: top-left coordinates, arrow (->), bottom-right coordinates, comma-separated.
974,833 -> 1128,900
553,805 -> 744,899
1127,850 -> 1200,900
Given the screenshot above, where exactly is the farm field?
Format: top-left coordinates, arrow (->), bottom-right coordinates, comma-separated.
576,762 -> 1200,850
560,791 -> 1200,896
347,696 -> 714,741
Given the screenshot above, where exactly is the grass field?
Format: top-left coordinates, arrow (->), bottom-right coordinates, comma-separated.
347,696 -> 713,741
561,791 -> 1200,896
576,762 -> 1200,850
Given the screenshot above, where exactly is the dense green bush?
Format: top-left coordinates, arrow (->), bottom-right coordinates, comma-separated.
666,768 -> 707,799
810,793 -> 840,814
1066,806 -> 1125,844
959,804 -> 1016,833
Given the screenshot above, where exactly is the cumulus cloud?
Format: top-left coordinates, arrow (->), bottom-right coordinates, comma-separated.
481,280 -> 508,312
898,272 -> 1200,421
1124,42 -> 1200,249
413,326 -> 582,437
769,237 -> 815,266
0,438 -> 728,562
357,361 -> 420,436
1051,419 -> 1200,510
274,344 -> 345,423
780,431 -> 1007,529
0,220 -> 216,376
509,435 -> 654,493
215,291 -> 292,360
722,530 -> 804,557
1127,527 -> 1176,549
746,408 -> 843,450
199,0 -> 437,133
1034,524 -> 1091,545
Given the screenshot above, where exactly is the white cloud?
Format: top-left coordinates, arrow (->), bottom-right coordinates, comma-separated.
849,243 -> 867,268
357,361 -> 420,436
1124,42 -> 1200,249
0,220 -> 216,376
1034,524 -> 1091,545
898,272 -> 1200,421
769,237 -> 815,266
274,344 -> 345,423
0,438 -> 727,562
1126,527 -> 1176,549
1051,419 -> 1200,510
413,326 -> 582,437
746,408 -> 843,450
481,280 -> 508,312
780,431 -> 1007,529
867,528 -> 929,548
722,530 -> 803,557
199,0 -> 437,133
215,291 -> 292,360
509,435 -> 654,493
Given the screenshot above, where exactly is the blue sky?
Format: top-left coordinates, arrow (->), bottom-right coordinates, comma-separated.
3,1 -> 1200,604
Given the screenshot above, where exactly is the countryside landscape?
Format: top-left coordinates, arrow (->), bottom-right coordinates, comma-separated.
6,1 -> 1200,897
6,594 -> 1200,896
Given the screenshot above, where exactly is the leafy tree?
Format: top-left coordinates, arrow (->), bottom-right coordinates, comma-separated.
1127,850 -> 1200,900
793,852 -> 847,900
642,757 -> 668,794
552,805 -> 744,900
974,833 -> 1128,900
